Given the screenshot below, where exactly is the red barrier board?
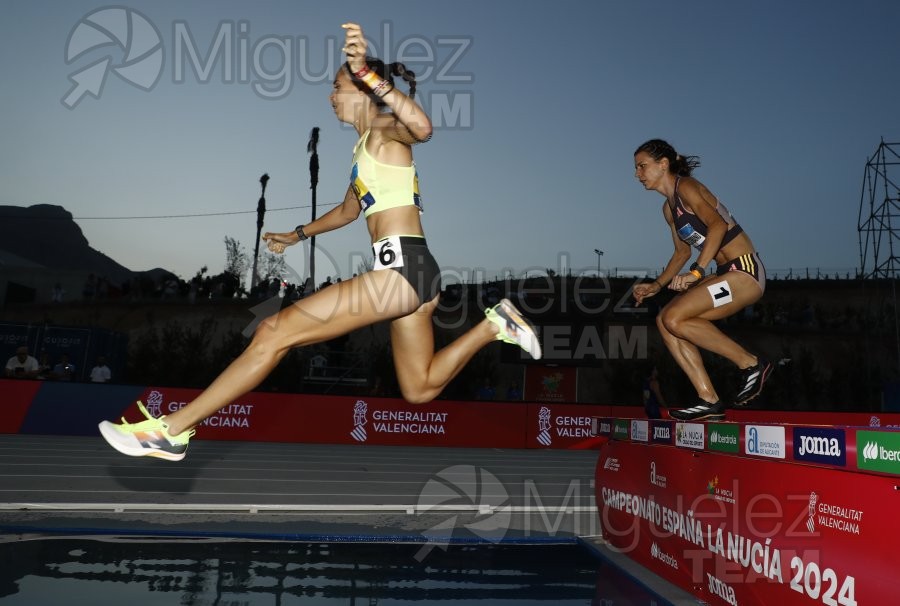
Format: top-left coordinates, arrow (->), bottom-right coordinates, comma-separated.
0,379 -> 41,433
596,439 -> 895,605
593,416 -> 900,478
124,387 -> 534,449
730,409 -> 900,429
526,403 -> 608,449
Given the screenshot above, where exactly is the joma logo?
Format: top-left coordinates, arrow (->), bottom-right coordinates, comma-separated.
798,435 -> 841,457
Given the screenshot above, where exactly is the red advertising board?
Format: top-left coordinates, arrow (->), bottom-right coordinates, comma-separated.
526,402 -> 607,449
596,439 -> 895,604
730,409 -> 900,429
114,388 -> 615,450
0,379 -> 41,433
123,387 -> 531,448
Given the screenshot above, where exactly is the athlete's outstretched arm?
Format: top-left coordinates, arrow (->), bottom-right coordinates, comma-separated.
262,186 -> 360,250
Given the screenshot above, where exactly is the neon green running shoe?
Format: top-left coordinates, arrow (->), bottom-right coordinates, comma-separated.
98,401 -> 195,461
485,298 -> 542,360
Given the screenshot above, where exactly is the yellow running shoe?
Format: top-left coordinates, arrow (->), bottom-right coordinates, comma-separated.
485,298 -> 542,360
98,401 -> 195,461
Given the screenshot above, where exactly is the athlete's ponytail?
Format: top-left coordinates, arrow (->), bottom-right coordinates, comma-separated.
388,61 -> 417,99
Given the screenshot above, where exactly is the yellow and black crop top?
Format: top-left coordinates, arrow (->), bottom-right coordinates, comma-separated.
350,129 -> 422,218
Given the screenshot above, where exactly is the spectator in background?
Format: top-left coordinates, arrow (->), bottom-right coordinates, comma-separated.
643,366 -> 667,420
476,378 -> 496,401
90,356 -> 112,383
36,351 -> 53,380
505,381 -> 523,401
309,353 -> 328,377
52,354 -> 76,382
52,282 -> 66,303
5,346 -> 40,379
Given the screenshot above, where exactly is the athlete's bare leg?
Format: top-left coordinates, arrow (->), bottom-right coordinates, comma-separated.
657,272 -> 765,401
657,317 -> 720,402
389,295 -> 499,404
163,269 -> 425,435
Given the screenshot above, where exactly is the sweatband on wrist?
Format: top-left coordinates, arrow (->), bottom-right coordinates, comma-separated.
370,79 -> 394,97
357,71 -> 392,98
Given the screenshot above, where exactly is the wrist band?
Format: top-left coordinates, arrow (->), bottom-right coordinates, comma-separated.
652,279 -> 662,289
360,70 -> 381,89
295,225 -> 308,241
689,261 -> 705,279
370,79 -> 394,97
359,70 -> 394,98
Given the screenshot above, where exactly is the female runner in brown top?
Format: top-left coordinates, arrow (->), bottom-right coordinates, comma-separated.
632,139 -> 772,421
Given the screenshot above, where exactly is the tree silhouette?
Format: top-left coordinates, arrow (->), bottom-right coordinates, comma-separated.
224,236 -> 250,294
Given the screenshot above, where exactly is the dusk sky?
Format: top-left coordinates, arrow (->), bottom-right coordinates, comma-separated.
2,0 -> 899,285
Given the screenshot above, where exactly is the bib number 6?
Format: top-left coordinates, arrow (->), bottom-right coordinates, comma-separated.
373,236 -> 405,270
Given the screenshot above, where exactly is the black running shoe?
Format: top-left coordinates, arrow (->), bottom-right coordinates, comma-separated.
669,400 -> 725,422
733,357 -> 773,406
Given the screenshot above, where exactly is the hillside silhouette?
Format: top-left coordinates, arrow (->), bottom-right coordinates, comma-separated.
0,204 -> 169,282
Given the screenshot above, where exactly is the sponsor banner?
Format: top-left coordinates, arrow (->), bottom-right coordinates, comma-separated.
125,388 -> 530,448
675,422 -> 705,450
707,423 -> 740,454
39,326 -> 92,381
527,403 -> 607,449
856,430 -> 900,475
123,389 -> 609,450
593,417 -> 613,437
792,426 -> 846,467
0,323 -> 41,360
731,409 -> 900,429
650,420 -> 674,445
649,460 -> 668,489
523,365 -> 577,403
597,439 -> 894,605
613,419 -> 630,441
630,419 -> 649,443
600,453 -> 622,473
0,325 -> 127,385
745,424 -> 786,459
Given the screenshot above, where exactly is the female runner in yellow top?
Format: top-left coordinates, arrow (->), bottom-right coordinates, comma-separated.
99,23 -> 540,461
